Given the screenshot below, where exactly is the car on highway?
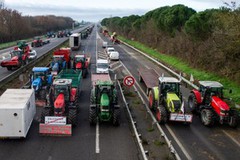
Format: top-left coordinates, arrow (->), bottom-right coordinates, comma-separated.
96,59 -> 109,74
109,51 -> 119,61
28,50 -> 37,60
106,47 -> 115,55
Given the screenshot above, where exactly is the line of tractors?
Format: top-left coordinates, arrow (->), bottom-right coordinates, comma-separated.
138,68 -> 239,128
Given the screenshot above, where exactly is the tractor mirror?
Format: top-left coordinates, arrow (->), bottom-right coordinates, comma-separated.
229,89 -> 232,94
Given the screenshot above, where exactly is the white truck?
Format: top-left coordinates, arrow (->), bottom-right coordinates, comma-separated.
0,89 -> 36,138
69,33 -> 81,50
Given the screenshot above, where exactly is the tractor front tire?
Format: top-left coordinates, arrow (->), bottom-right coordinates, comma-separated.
229,110 -> 239,128
40,107 -> 51,123
188,93 -> 197,113
156,106 -> 168,124
113,109 -> 120,126
200,109 -> 215,127
89,108 -> 97,125
68,108 -> 78,127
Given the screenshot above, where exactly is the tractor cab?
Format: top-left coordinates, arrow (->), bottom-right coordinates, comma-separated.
158,77 -> 182,112
199,81 -> 224,103
74,55 -> 86,69
31,67 -> 51,90
52,79 -> 72,116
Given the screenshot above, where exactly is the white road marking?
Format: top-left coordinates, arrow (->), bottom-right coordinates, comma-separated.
222,130 -> 240,147
96,120 -> 100,153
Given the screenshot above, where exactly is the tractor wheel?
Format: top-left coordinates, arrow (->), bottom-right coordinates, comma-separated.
68,108 -> 77,127
89,108 -> 97,125
113,109 -> 120,126
7,66 -> 12,71
40,107 -> 51,123
156,106 -> 168,124
148,89 -> 156,111
200,109 -> 215,127
188,93 -> 198,113
82,69 -> 87,78
139,75 -> 143,82
229,110 -> 239,128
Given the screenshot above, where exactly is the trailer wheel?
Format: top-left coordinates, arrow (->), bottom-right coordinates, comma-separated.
68,108 -> 77,127
40,107 -> 51,123
201,109 -> 215,126
229,110 -> 239,128
149,89 -> 156,111
188,93 -> 197,113
7,66 -> 12,71
156,106 -> 167,124
113,108 -> 120,126
89,108 -> 97,125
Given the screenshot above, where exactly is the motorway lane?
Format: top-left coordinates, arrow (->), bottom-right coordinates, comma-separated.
0,25 -> 140,160
99,32 -> 240,159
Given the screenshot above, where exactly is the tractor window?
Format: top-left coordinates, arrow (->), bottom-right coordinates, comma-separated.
162,83 -> 179,94
210,87 -> 223,98
75,57 -> 84,62
54,85 -> 69,100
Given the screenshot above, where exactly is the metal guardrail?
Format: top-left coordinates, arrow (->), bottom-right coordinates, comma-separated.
117,80 -> 148,160
0,39 -> 68,89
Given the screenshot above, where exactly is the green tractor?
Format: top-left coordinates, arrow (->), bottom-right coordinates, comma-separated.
89,74 -> 120,126
148,76 -> 193,124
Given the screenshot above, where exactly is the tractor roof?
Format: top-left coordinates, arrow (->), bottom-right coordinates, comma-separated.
75,55 -> 85,58
96,80 -> 113,86
53,55 -> 64,58
199,81 -> 223,88
53,79 -> 72,85
32,67 -> 49,72
159,77 -> 180,83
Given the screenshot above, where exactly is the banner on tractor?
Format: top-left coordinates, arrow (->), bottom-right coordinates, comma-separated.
169,113 -> 193,122
45,116 -> 66,125
39,123 -> 72,135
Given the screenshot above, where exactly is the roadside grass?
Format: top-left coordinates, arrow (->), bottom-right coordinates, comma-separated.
118,36 -> 240,105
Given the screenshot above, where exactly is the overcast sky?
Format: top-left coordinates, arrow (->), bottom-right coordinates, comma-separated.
4,0 -> 239,22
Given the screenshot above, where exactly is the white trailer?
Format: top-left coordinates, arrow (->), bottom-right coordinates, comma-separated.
69,33 -> 81,50
0,89 -> 36,138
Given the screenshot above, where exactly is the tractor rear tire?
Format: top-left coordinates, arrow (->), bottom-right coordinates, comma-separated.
113,109 -> 120,126
229,110 -> 239,128
188,93 -> 197,113
40,107 -> 51,123
149,89 -> 156,111
156,106 -> 168,124
200,109 -> 215,127
89,108 -> 97,125
68,108 -> 77,127
7,67 -> 12,71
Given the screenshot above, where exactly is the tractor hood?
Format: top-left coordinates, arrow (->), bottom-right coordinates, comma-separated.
100,93 -> 109,106
52,62 -> 59,71
76,62 -> 82,69
212,96 -> 230,111
167,93 -> 180,101
32,77 -> 42,91
54,93 -> 65,109
11,56 -> 18,61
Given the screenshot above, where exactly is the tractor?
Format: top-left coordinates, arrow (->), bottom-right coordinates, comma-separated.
31,67 -> 53,105
0,41 -> 30,70
50,55 -> 67,75
72,54 -> 89,78
31,37 -> 43,47
148,76 -> 192,124
89,74 -> 120,126
188,81 -> 239,127
41,79 -> 79,127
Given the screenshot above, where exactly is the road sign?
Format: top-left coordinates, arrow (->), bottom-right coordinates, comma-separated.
123,76 -> 135,87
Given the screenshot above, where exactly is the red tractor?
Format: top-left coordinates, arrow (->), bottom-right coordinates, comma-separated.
188,81 -> 239,127
0,41 -> 30,70
72,54 -> 90,78
31,37 -> 43,47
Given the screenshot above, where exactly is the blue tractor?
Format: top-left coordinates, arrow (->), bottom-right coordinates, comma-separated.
50,55 -> 67,75
31,67 -> 53,101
